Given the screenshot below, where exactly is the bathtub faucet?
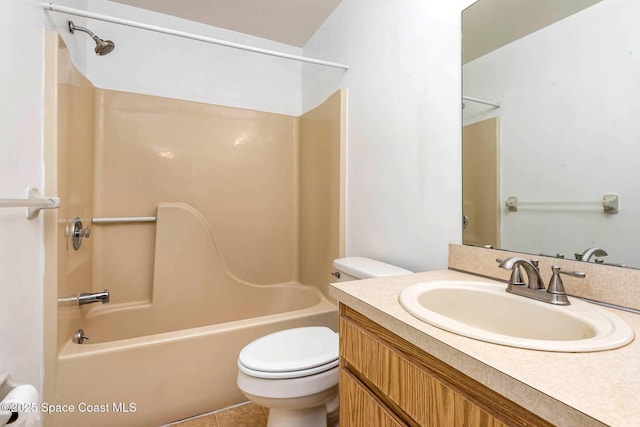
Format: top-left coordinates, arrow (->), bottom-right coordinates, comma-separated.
78,289 -> 110,305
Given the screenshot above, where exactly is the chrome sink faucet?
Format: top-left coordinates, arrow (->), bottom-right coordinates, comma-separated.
497,257 -> 585,305
575,247 -> 608,262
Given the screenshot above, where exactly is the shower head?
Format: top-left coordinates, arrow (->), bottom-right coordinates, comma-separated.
68,21 -> 115,56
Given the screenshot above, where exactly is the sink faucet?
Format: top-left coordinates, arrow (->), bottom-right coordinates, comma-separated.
575,247 -> 608,262
497,258 -> 585,305
497,257 -> 545,290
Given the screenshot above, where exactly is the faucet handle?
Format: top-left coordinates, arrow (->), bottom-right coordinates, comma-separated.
557,268 -> 586,279
548,266 -> 586,296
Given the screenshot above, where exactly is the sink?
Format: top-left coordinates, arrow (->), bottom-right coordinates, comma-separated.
399,280 -> 634,352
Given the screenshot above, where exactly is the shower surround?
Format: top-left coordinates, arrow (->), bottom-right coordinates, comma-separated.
43,32 -> 345,426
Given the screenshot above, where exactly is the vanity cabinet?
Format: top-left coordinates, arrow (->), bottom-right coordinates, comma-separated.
339,305 -> 554,427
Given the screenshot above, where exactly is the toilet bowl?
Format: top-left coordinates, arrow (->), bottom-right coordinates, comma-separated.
236,257 -> 412,427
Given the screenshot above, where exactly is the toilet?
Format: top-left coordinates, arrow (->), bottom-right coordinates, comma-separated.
236,257 -> 412,427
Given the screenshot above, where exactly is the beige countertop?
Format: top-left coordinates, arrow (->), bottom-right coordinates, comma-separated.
330,269 -> 640,427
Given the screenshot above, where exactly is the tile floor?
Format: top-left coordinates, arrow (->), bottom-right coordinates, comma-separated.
169,402 -> 268,427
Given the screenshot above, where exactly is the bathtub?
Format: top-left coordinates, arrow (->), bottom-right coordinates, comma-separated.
51,285 -> 337,427
48,204 -> 338,426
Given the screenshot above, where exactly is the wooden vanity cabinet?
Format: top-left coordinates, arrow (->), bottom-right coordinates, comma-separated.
339,305 -> 554,427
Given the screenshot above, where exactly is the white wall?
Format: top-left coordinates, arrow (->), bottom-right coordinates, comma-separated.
0,0 -> 45,400
0,0 -> 88,412
463,0 -> 640,266
303,0 -> 472,272
82,0 -> 303,116
43,0 -> 91,74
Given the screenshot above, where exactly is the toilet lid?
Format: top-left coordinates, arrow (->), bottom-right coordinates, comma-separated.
238,327 -> 338,379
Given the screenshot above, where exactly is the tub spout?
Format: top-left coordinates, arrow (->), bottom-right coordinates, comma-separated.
78,289 -> 110,305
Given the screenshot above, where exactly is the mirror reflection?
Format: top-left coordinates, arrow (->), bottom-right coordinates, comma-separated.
462,0 -> 640,269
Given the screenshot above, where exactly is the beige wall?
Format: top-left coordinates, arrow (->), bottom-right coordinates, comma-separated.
92,90 -> 300,302
43,32 -> 96,407
91,88 -> 345,303
462,117 -> 500,248
299,90 -> 346,297
46,34 -> 96,351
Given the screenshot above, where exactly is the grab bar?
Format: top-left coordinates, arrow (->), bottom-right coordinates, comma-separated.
505,194 -> 619,214
92,216 -> 156,224
0,187 -> 60,219
58,289 -> 110,306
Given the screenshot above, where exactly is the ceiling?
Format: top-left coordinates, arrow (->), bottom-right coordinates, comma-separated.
110,0 -> 342,47
463,0 -> 602,63
110,0 -> 602,62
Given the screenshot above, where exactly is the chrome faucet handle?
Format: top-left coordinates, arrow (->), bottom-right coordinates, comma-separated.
558,268 -> 586,279
547,266 -> 586,298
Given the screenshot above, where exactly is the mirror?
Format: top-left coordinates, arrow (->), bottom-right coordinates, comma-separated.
462,0 -> 640,269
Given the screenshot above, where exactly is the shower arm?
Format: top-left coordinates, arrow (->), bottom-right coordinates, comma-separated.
68,21 -> 97,39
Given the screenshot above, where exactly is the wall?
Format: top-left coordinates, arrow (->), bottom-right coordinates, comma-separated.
463,0 -> 640,266
43,32 -> 96,356
299,90 -> 346,297
302,0 -> 471,273
83,0 -> 303,116
42,0 -> 90,75
93,90 -> 299,300
0,0 -> 46,396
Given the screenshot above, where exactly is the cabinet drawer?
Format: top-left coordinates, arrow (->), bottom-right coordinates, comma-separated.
340,367 -> 407,427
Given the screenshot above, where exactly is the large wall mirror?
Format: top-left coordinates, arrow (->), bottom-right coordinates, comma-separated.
462,0 -> 640,269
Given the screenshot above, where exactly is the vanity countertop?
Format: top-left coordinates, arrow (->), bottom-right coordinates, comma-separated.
330,269 -> 640,427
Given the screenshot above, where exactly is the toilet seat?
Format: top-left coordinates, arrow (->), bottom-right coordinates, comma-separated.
238,327 -> 338,380
238,357 -> 338,379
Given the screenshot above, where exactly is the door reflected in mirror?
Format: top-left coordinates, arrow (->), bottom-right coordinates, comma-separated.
462,0 -> 640,269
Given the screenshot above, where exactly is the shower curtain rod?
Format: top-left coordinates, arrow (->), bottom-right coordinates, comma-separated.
42,2 -> 350,70
462,96 -> 500,108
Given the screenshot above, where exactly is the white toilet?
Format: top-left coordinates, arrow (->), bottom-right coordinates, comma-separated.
236,257 -> 412,427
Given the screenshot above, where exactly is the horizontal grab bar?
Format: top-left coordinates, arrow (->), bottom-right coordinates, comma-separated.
505,194 -> 619,214
92,216 -> 157,224
0,187 -> 60,219
58,289 -> 110,306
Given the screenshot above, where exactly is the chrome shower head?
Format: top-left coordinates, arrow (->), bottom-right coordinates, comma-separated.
68,21 -> 115,56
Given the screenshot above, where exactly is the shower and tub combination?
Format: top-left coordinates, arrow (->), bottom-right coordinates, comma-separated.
42,24 -> 346,426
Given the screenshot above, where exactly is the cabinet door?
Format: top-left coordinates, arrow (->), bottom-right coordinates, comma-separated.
340,368 -> 407,427
340,307 -> 541,427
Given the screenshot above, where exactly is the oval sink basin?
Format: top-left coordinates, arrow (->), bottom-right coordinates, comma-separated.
399,280 -> 634,352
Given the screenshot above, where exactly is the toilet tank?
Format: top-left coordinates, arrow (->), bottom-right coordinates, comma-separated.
332,257 -> 412,282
